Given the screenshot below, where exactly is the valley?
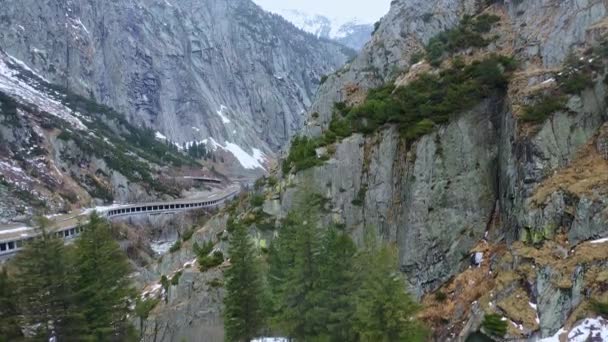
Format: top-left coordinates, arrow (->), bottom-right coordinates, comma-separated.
3,0 -> 608,341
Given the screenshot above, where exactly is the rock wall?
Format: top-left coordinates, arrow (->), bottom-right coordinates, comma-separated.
140,0 -> 608,339
0,0 -> 352,155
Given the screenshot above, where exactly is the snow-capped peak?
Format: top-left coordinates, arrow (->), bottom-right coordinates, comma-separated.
276,9 -> 371,40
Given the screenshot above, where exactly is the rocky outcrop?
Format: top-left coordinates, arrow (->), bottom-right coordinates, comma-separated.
0,0 -> 352,158
138,0 -> 608,340
137,214 -> 230,342
278,0 -> 608,339
282,100 -> 501,296
303,0 -> 478,134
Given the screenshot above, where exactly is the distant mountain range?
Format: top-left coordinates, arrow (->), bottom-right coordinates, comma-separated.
274,9 -> 375,50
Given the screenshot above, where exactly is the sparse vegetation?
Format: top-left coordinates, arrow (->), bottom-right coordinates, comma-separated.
481,314 -> 507,337
250,194 -> 265,207
282,55 -> 516,174
282,136 -> 324,174
182,227 -> 195,242
425,14 -> 501,66
199,251 -> 224,272
169,240 -> 182,253
590,299 -> 608,316
434,291 -> 448,302
0,92 -> 21,127
520,96 -> 567,124
329,55 -> 515,143
171,271 -> 182,286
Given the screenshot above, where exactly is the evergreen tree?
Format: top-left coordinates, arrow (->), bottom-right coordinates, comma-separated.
267,213 -> 299,317
269,197 -> 359,341
13,218 -> 84,341
72,213 -> 134,340
0,268 -> 22,341
278,211 -> 324,339
315,227 -> 357,341
224,221 -> 266,342
353,234 -> 427,342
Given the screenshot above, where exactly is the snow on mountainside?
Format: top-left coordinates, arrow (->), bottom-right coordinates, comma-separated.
274,9 -> 374,50
0,50 -> 209,223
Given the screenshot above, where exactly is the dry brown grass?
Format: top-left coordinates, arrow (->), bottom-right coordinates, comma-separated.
531,143 -> 608,206
497,288 -> 538,330
420,242 -> 503,328
512,239 -> 608,290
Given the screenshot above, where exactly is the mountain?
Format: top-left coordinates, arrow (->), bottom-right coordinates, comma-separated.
274,9 -> 375,51
0,50 -> 199,223
0,0 -> 353,172
141,0 -> 608,340
291,0 -> 608,339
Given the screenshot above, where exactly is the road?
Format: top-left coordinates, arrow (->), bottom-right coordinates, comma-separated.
0,184 -> 240,256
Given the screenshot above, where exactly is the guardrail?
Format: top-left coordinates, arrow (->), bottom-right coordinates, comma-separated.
0,191 -> 237,257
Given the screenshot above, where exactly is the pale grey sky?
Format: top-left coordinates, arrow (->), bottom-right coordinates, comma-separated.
253,0 -> 391,22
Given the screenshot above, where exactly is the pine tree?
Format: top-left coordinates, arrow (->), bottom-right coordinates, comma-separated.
353,234 -> 427,342
267,213 -> 299,313
276,210 -> 324,339
315,227 -> 357,341
0,268 -> 22,341
13,218 -> 84,340
72,213 -> 134,340
224,221 -> 266,342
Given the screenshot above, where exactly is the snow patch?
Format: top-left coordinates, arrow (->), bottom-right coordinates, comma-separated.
150,240 -> 174,255
223,142 -> 266,170
216,105 -> 231,124
0,161 -> 26,175
73,18 -> 89,35
539,317 -> 608,341
590,237 -> 608,244
155,131 -> 167,141
541,78 -> 556,85
7,54 -> 50,83
0,54 -> 87,130
273,8 -> 372,40
183,258 -> 197,268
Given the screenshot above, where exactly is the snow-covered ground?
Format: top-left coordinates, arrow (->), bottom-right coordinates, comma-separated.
0,52 -> 88,130
590,237 -> 608,244
540,317 -> 608,341
150,239 -> 175,255
204,137 -> 267,170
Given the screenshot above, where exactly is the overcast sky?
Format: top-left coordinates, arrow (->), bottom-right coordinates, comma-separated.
253,0 -> 391,22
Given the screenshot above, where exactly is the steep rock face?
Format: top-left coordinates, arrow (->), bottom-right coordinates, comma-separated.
303,0 -> 606,133
139,0 -> 608,339
303,0 -> 478,134
278,0 -> 608,339
499,83 -> 608,243
138,214 -> 230,342
282,100 -> 500,296
0,0 -> 352,158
